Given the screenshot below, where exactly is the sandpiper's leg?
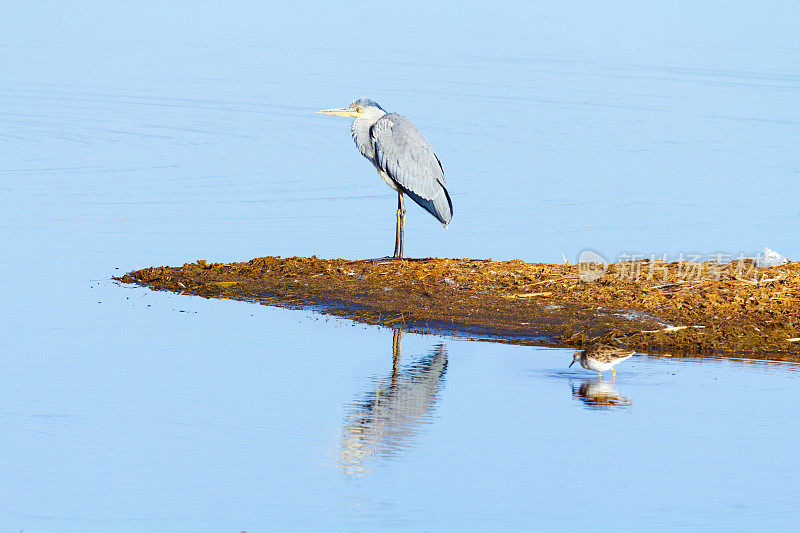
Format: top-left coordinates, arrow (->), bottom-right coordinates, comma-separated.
612,368 -> 616,380
597,371 -> 602,380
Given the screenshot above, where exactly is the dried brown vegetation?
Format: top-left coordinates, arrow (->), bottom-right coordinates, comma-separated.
117,256 -> 800,360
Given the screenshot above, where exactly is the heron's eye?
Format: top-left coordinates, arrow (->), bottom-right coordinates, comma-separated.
354,107 -> 360,112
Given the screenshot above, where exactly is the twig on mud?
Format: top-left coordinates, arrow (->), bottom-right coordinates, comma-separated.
651,280 -> 694,290
383,315 -> 405,326
640,325 -> 706,334
737,276 -> 783,284
517,277 -> 576,289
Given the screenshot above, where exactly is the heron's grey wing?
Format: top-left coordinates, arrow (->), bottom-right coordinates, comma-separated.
371,114 -> 453,224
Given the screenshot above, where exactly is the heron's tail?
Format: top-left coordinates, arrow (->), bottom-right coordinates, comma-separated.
436,185 -> 453,225
403,183 -> 452,226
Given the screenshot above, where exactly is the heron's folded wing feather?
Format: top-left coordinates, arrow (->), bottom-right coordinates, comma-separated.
371,114 -> 453,224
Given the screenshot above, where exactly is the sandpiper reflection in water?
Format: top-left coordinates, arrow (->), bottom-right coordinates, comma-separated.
572,379 -> 632,410
340,329 -> 448,474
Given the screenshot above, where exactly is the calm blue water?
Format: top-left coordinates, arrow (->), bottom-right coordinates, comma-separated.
2,1 -> 799,530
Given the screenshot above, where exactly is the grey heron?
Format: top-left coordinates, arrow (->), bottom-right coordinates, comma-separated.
317,98 -> 453,259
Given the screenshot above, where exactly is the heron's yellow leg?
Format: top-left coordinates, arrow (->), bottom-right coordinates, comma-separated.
395,191 -> 406,259
399,209 -> 406,259
394,203 -> 402,258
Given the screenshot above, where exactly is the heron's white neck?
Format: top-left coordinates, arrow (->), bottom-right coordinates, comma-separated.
351,107 -> 388,164
353,106 -> 387,128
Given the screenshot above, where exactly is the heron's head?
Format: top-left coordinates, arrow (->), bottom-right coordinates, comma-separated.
569,350 -> 583,368
317,98 -> 386,120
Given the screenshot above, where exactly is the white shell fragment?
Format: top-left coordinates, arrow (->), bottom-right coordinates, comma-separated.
755,247 -> 788,268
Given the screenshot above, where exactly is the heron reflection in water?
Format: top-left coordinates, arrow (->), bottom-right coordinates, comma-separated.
572,379 -> 632,410
340,329 -> 448,474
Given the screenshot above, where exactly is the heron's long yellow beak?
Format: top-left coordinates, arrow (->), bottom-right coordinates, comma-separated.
317,106 -> 359,117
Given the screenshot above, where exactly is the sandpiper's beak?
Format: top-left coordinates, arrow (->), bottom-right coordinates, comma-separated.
317,106 -> 358,117
569,359 -> 575,368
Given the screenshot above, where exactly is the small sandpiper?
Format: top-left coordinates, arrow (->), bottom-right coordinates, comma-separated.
569,343 -> 636,379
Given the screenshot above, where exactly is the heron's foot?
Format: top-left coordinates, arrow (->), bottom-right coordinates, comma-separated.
362,256 -> 405,263
360,255 -> 444,263
359,256 -> 435,263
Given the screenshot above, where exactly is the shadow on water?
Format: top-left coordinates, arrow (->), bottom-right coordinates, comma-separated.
571,378 -> 632,410
340,329 -> 448,474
